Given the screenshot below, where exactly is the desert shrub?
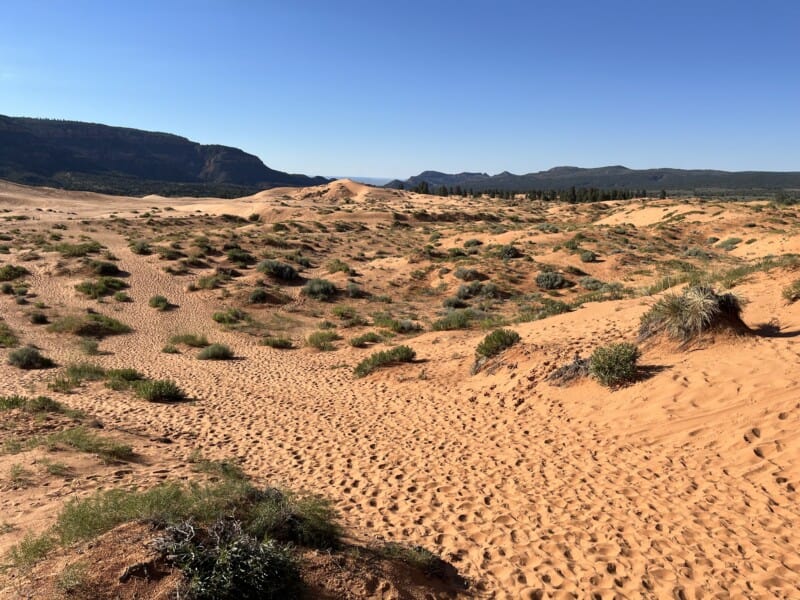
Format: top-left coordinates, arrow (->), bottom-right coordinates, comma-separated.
579,250 -> 597,263
129,240 -> 152,255
162,520 -> 299,600
29,312 -> 48,325
547,354 -> 591,386
432,308 -> 477,331
134,380 -> 187,403
89,260 -> 121,276
454,267 -> 483,281
306,330 -> 340,351
212,308 -> 248,325
77,338 -> 100,355
349,332 -> 382,348
148,295 -> 171,310
1,282 -> 13,294
113,291 -> 131,302
162,344 -> 180,354
476,329 -> 520,358
377,543 -> 447,577
782,279 -> 800,303
684,247 -> 710,260
716,237 -> 742,251
0,319 -> 19,347
0,264 -> 29,281
354,345 -> 416,377
198,344 -> 234,360
104,368 -> 144,391
51,241 -> 102,257
463,239 -> 483,248
302,278 -> 337,301
589,343 -> 639,387
47,427 -> 134,462
75,277 -> 127,299
261,336 -> 294,349
170,333 -> 209,347
579,276 -> 604,291
536,272 -> 567,289
497,244 -> 522,259
226,248 -> 255,267
345,282 -> 365,298
249,288 -> 269,304
326,259 -> 351,274
257,260 -> 298,281
639,286 -> 746,342
372,314 -> 422,334
443,296 -> 468,309
49,313 -> 132,338
8,347 -> 55,369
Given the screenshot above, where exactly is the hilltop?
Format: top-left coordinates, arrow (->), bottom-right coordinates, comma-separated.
387,165 -> 800,194
0,115 -> 328,197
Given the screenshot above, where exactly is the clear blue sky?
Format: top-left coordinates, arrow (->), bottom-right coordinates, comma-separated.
2,1 -> 798,178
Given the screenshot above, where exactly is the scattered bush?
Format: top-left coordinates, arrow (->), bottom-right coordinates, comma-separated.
49,313 -> 132,338
782,279 -> 800,303
129,240 -> 152,255
0,319 -> 19,347
257,260 -> 298,281
639,285 -> 747,342
113,291 -> 131,302
29,311 -> 48,325
148,295 -> 171,310
589,343 -> 639,387
213,308 -> 248,325
326,259 -> 351,274
306,330 -> 341,351
302,278 -> 337,301
432,308 -> 477,331
249,288 -> 269,304
476,329 -> 520,359
134,379 -> 187,403
261,336 -> 293,349
8,347 -> 55,369
536,272 -> 567,290
74,277 -> 127,299
349,332 -> 382,348
52,241 -> 102,257
354,345 -> 416,377
89,260 -> 121,276
198,344 -> 234,360
0,265 -> 29,281
579,250 -> 597,263
170,333 -> 209,347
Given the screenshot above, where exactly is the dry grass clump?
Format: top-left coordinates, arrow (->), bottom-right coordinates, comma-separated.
589,343 -> 640,387
8,346 -> 55,369
639,285 -> 748,343
0,264 -> 29,281
782,279 -> 800,303
354,345 -> 416,377
49,313 -> 132,338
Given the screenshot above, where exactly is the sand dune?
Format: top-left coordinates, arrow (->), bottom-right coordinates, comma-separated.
1,181 -> 799,597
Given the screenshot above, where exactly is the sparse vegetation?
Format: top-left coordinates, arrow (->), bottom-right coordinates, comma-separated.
476,328 -> 520,359
49,313 -> 132,338
148,294 -> 172,310
354,345 -> 416,377
0,264 -> 29,281
782,279 -> 800,303
306,330 -> 341,351
302,278 -> 337,301
589,343 -> 640,387
198,343 -> 234,360
8,346 -> 55,369
134,379 -> 187,403
261,336 -> 294,349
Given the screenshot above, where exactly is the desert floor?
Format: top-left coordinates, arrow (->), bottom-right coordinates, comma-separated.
1,179 -> 799,598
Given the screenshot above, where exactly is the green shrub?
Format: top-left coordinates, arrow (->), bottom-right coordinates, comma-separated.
306,330 -> 340,351
198,344 -> 234,360
213,308 -> 248,325
639,286 -> 746,342
113,291 -> 131,302
52,241 -> 102,257
476,329 -> 521,358
49,313 -> 132,338
354,345 -> 416,377
134,380 -> 187,403
48,427 -> 134,462
536,272 -> 567,289
0,264 -> 29,281
129,240 -> 152,255
226,248 -> 255,267
170,333 -> 209,347
349,332 -> 382,348
148,295 -> 171,310
589,343 -> 639,387
579,250 -> 597,263
0,319 -> 19,347
431,308 -> 477,331
249,288 -> 269,304
716,237 -> 742,251
8,347 -> 55,369
29,311 -> 48,325
302,278 -> 337,301
89,260 -> 121,276
257,260 -> 298,281
75,277 -> 127,299
326,259 -> 351,274
261,336 -> 294,349
77,337 -> 100,355
782,279 -> 800,303
162,344 -> 180,354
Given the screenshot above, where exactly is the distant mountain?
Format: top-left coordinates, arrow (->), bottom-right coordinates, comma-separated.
386,166 -> 800,192
0,115 -> 328,197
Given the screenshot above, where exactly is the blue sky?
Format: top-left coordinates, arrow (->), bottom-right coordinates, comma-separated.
1,1 -> 798,178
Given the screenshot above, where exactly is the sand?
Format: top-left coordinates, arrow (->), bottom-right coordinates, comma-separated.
0,182 -> 799,598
